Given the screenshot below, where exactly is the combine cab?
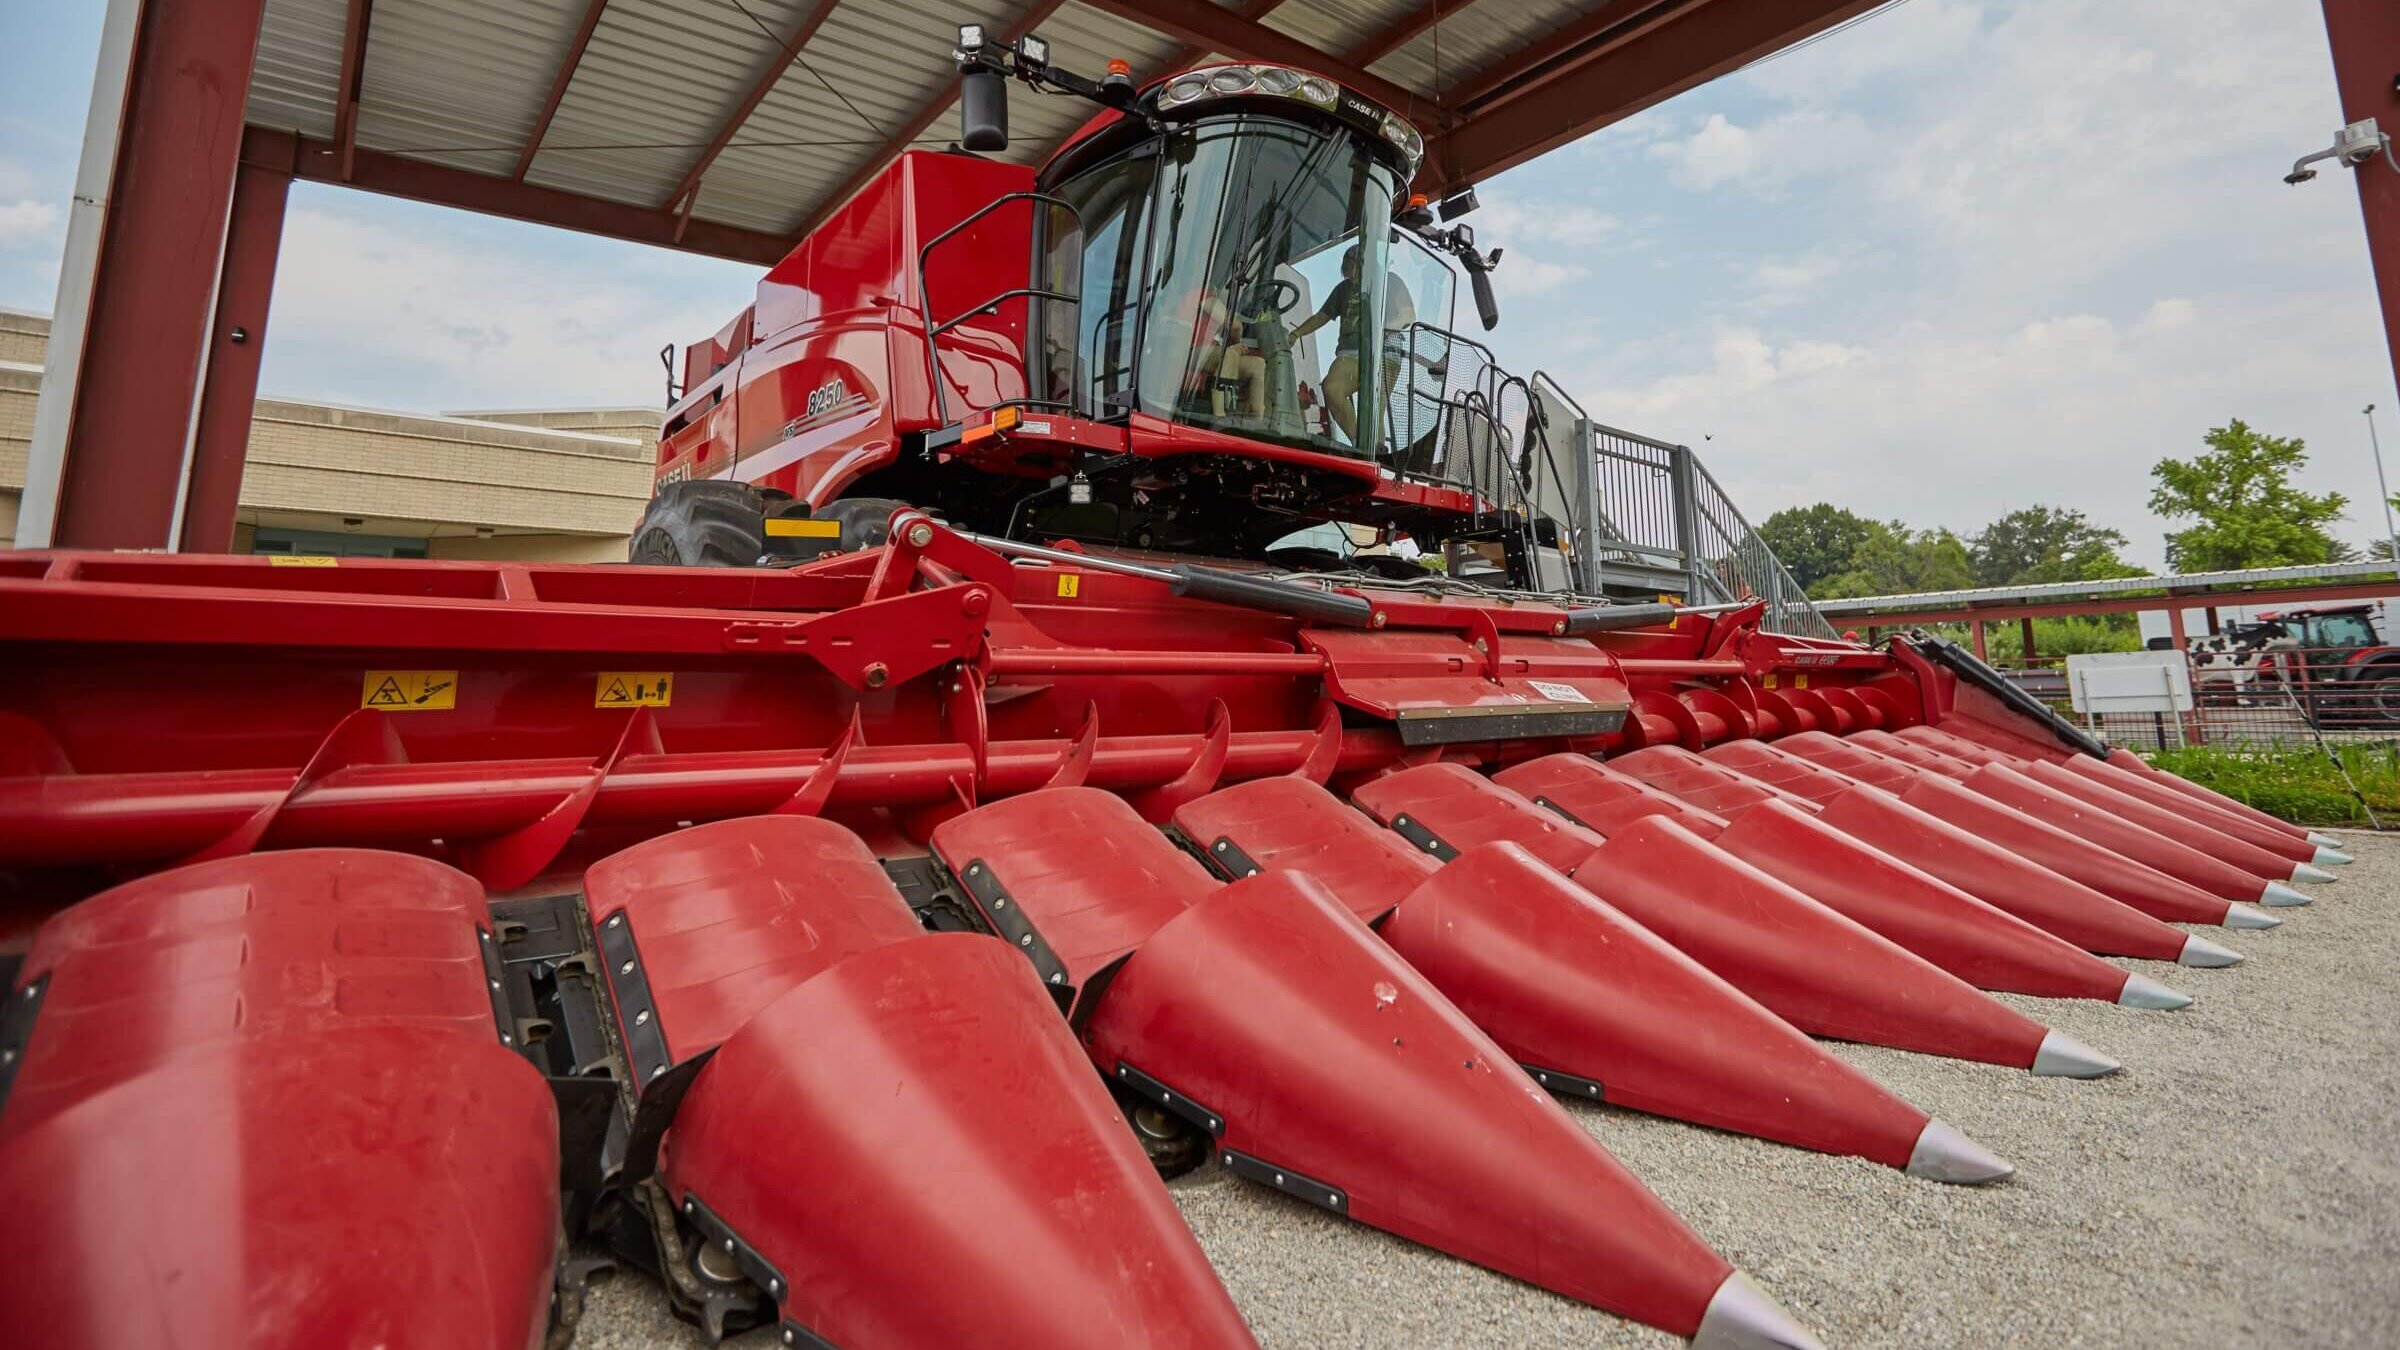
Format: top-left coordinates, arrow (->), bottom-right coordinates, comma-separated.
632,28 -> 1586,595
0,29 -> 2356,1350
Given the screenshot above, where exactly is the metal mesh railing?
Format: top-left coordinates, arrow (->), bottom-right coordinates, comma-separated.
1578,420 -> 1835,638
1997,647 -> 2400,749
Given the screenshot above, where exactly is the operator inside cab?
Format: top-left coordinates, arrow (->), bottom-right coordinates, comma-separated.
1039,88 -> 1417,462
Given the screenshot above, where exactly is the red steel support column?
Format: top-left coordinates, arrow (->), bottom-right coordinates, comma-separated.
45,0 -> 268,550
180,137 -> 292,553
1968,617 -> 1987,661
2166,605 -> 2202,745
2323,0 -> 2400,399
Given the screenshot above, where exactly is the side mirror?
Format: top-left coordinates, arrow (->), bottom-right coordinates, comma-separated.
1469,266 -> 1498,331
960,65 -> 1009,151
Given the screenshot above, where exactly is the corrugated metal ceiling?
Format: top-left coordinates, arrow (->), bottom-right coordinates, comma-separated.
239,0 -> 1610,244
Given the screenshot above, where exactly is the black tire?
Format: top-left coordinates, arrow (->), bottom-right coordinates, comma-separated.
628,480 -> 768,567
2360,665 -> 2400,727
807,497 -> 912,550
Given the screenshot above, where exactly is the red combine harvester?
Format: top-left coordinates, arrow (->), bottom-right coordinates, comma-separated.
0,31 -> 2353,1350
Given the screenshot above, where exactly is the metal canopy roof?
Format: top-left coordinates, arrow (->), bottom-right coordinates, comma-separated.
238,0 -> 1879,264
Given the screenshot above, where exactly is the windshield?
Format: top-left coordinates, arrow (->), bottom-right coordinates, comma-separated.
1043,113 -> 1401,458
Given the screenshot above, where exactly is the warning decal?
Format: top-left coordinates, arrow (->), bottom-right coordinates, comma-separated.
1525,679 -> 1591,704
1056,574 -> 1081,598
362,670 -> 457,711
597,672 -> 673,708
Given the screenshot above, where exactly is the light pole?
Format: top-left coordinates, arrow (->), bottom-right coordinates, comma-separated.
2370,404 -> 2400,567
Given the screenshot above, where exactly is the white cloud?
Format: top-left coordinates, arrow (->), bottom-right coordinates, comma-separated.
263,204 -> 757,409
1489,254 -> 1590,300
1648,109 -> 1879,193
1473,196 -> 1623,249
0,198 -> 61,249
1533,0 -> 2392,567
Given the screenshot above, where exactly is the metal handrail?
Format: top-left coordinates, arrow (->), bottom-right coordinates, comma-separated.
916,191 -> 1086,427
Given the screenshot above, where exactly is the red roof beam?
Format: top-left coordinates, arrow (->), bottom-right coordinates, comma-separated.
252,126 -> 791,265
515,0 -> 612,182
1444,0 -> 1694,112
662,0 -> 849,212
1429,0 -> 1879,187
331,0 -> 375,181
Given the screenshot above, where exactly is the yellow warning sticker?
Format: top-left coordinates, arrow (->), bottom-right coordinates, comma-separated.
362,670 -> 457,711
1056,574 -> 1081,598
1794,673 -> 1810,689
1762,673 -> 1777,689
270,555 -> 340,567
597,672 -> 673,708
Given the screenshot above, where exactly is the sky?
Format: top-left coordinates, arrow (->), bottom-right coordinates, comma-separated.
1,0 -> 2392,570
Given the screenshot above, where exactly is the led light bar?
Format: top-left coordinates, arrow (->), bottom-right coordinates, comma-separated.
1154,63 -> 1418,171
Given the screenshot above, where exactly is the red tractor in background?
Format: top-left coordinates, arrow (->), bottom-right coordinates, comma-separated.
2240,603 -> 2400,724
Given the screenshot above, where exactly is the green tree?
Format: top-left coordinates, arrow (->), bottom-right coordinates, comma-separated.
1813,523 -> 1975,598
1969,505 -> 2143,585
1758,504 -> 1886,592
2148,420 -> 2349,571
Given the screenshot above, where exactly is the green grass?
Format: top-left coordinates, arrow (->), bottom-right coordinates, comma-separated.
2142,741 -> 2400,826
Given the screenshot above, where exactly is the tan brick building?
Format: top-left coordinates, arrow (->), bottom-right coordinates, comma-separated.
0,308 -> 659,561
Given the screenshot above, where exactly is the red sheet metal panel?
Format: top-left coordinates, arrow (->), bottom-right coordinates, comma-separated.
1348,761 -> 1602,871
1570,817 -> 2066,1071
1171,776 -> 1437,919
1957,763 -> 2289,905
660,932 -> 1258,1350
1710,799 -> 2146,1004
1491,753 -> 1730,838
2062,755 -> 2314,862
1079,867 -> 1740,1339
584,816 -> 925,1068
2106,747 -> 2312,840
1896,773 -> 2236,926
1608,744 -> 1823,816
1379,842 -> 1946,1176
930,787 -> 1218,999
2017,759 -> 2308,883
0,850 -> 557,1350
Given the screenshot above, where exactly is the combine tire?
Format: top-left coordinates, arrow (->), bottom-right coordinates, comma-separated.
629,480 -> 767,567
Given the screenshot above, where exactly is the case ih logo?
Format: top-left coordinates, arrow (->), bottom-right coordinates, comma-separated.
806,378 -> 848,416
1343,94 -> 1378,120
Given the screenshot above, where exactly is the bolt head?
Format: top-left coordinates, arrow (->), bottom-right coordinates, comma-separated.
1370,611 -> 1387,628
862,663 -> 890,689
905,521 -> 935,548
635,1008 -> 651,1025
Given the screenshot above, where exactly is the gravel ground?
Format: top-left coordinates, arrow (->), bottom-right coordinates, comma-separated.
576,832 -> 2400,1350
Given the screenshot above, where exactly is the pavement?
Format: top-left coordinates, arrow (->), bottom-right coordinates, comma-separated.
574,830 -> 2400,1350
